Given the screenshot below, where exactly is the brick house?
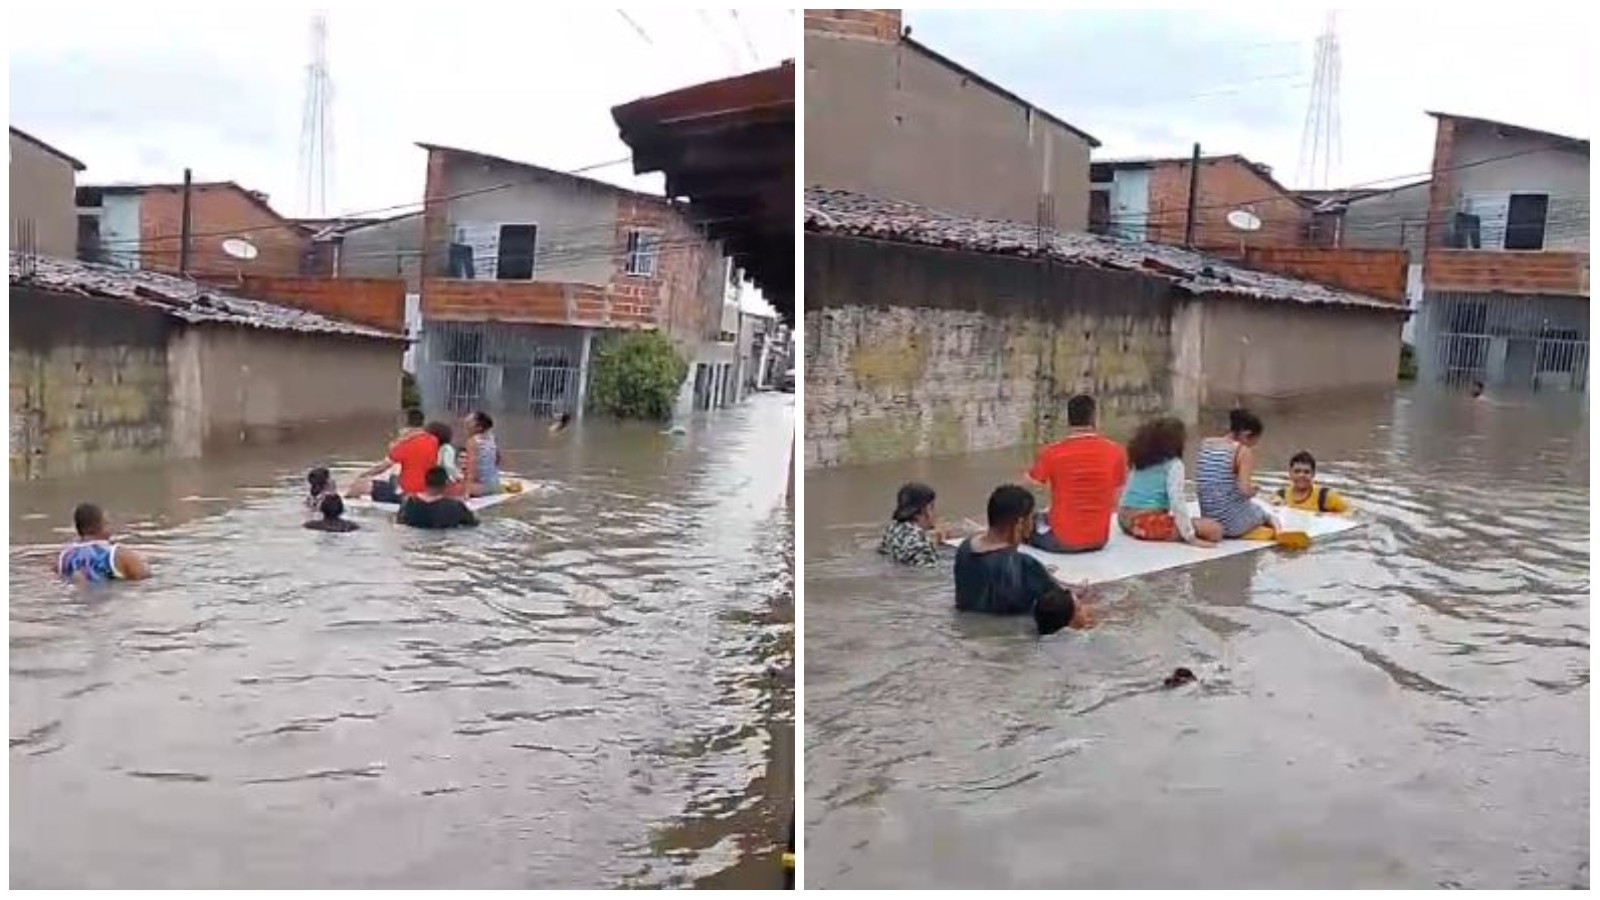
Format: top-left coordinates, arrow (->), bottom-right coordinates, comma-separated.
1090,154 -> 1310,251
1414,112 -> 1589,392
10,127 -> 85,260
75,181 -> 314,278
409,143 -> 732,417
804,9 -> 1100,229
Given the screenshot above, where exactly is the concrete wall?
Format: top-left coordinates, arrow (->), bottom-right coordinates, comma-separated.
804,26 -> 1093,229
437,154 -> 621,286
338,213 -> 424,290
804,234 -> 1172,468
9,132 -> 79,259
1340,180 -> 1431,259
190,327 -> 402,449
10,289 -> 173,480
1195,299 -> 1404,411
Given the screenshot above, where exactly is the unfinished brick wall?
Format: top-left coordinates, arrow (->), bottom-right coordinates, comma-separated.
803,8 -> 902,40
611,195 -> 724,345
234,276 -> 408,332
137,184 -> 309,278
1425,250 -> 1589,295
805,234 -> 1173,468
1145,157 -> 1308,250
1239,247 -> 1407,303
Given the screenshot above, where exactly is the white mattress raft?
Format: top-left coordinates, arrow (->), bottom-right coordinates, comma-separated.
342,476 -> 543,514
945,501 -> 1363,586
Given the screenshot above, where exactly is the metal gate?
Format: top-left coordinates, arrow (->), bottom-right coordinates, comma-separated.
423,321 -> 584,416
1423,292 -> 1589,393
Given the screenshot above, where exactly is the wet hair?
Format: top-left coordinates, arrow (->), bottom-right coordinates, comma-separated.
986,484 -> 1036,530
1127,417 -> 1187,471
308,466 -> 332,495
72,502 -> 106,538
1034,589 -> 1076,636
471,411 -> 494,432
1228,408 -> 1263,438
1066,394 -> 1096,428
1289,450 -> 1317,472
892,482 -> 937,523
405,408 -> 426,427
424,421 -> 453,445
318,492 -> 346,520
424,466 -> 450,491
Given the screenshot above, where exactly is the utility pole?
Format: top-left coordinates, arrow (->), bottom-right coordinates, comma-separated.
179,168 -> 193,275
1183,143 -> 1201,249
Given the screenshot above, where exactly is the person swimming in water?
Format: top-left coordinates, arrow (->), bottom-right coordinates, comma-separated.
306,466 -> 335,516
461,411 -> 503,497
304,493 -> 360,532
56,503 -> 152,583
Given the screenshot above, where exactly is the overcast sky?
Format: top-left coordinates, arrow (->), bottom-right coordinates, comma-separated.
10,4 -> 793,218
906,8 -> 1592,190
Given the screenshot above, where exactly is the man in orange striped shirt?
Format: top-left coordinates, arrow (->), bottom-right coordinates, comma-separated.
1025,394 -> 1127,554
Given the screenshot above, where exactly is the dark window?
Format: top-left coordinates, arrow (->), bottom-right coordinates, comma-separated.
1504,194 -> 1549,251
624,229 -> 660,276
1088,190 -> 1110,235
496,224 -> 537,280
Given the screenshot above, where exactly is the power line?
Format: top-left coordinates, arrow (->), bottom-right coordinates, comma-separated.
697,9 -> 743,71
616,10 -> 652,46
729,10 -> 759,63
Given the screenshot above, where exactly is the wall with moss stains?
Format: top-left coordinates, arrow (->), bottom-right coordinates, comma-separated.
804,234 -> 1174,468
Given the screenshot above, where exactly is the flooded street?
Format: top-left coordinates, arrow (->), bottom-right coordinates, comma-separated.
10,394 -> 794,889
804,387 -> 1588,889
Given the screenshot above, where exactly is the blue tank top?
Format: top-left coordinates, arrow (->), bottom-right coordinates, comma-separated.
473,433 -> 500,492
57,540 -> 120,583
1121,460 -> 1175,510
1196,438 -> 1267,536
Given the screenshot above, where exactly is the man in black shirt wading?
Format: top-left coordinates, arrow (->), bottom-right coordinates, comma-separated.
397,466 -> 480,530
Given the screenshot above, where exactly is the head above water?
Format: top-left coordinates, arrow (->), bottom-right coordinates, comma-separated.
424,466 -> 450,492
318,492 -> 346,521
1471,380 -> 1485,398
1066,394 -> 1097,429
73,502 -> 108,539
985,484 -> 1037,545
1034,588 -> 1075,637
405,408 -> 426,428
1127,417 -> 1187,470
892,482 -> 937,525
1289,450 -> 1317,491
1228,408 -> 1264,445
424,421 -> 453,446
307,466 -> 332,495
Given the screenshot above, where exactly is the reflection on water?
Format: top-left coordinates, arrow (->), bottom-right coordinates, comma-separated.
804,387 -> 1588,889
10,396 -> 794,889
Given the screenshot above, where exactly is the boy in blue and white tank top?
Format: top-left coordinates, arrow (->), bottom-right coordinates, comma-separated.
56,503 -> 151,584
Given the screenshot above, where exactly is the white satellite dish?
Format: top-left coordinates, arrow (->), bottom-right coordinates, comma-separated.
221,237 -> 259,261
1226,209 -> 1263,232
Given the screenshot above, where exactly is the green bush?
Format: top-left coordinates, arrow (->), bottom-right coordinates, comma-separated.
587,331 -> 689,422
1398,342 -> 1417,381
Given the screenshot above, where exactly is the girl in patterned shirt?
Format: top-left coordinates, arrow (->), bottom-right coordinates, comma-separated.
878,482 -> 946,567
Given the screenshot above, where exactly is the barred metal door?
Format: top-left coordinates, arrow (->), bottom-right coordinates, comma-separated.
529,351 -> 580,417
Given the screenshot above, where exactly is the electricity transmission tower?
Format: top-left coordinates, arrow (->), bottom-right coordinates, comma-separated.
298,12 -> 335,217
1296,11 -> 1342,189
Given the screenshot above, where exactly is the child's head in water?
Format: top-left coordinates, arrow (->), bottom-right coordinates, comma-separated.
1288,450 -> 1318,494
985,484 -> 1037,546
1033,589 -> 1078,636
73,502 -> 110,540
318,492 -> 346,521
307,467 -> 332,497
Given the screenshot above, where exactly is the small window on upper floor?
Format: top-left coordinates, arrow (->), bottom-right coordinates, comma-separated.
625,229 -> 660,277
496,224 -> 537,280
1503,193 -> 1549,251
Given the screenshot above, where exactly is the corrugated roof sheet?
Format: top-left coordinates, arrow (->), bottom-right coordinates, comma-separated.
805,189 -> 1404,313
10,255 -> 406,341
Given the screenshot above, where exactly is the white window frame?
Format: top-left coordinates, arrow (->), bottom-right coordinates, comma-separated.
624,228 -> 661,278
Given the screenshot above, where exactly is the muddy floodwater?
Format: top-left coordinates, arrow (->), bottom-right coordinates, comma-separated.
804,387 -> 1588,889
10,395 -> 794,889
